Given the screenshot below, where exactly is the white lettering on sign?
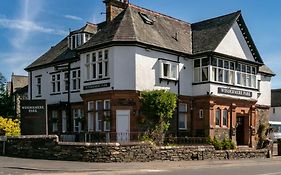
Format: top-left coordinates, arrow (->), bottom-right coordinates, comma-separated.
218,87 -> 252,97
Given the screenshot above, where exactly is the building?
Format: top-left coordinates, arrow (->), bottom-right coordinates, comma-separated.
25,0 -> 274,147
269,89 -> 281,140
6,73 -> 28,117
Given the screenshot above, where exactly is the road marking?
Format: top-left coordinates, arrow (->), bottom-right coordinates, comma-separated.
257,172 -> 281,175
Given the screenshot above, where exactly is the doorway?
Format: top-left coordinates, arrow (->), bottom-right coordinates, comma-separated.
116,110 -> 130,142
236,116 -> 246,145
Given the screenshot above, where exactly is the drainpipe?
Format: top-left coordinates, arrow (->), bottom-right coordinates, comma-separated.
67,62 -> 71,133
176,56 -> 181,137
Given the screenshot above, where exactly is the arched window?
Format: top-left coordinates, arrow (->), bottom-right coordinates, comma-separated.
223,108 -> 228,126
216,108 -> 221,126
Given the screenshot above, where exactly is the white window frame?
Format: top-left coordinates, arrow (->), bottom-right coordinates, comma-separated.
36,77 -> 41,95
71,70 -> 80,91
160,60 -> 178,80
104,100 -> 111,131
199,109 -> 204,119
95,100 -> 103,132
51,73 -> 61,93
51,110 -> 58,132
223,109 -> 228,127
85,54 -> 91,80
87,101 -> 94,131
215,108 -> 221,127
73,109 -> 82,132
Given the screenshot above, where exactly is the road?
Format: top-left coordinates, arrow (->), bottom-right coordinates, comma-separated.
1,156 -> 281,175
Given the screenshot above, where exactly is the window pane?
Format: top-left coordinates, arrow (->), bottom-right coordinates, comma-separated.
252,75 -> 256,88
104,50 -> 108,60
99,62 -> 103,76
92,53 -> 96,62
218,59 -> 223,68
247,66 -> 251,73
224,70 -> 229,83
242,65 -> 246,72
230,71 -> 235,84
86,54 -> 90,63
179,103 -> 187,112
223,110 -> 228,126
171,64 -> 177,79
212,67 -> 217,81
202,58 -> 209,66
104,100 -> 110,110
72,71 -> 76,78
163,63 -> 169,77
230,62 -> 235,70
252,67 -> 256,74
247,74 -> 251,87
105,61 -> 108,77
242,73 -> 246,86
96,101 -> 103,110
179,113 -> 186,129
93,63 -> 96,79
73,79 -> 77,90
237,72 -> 241,85
237,63 -> 241,71
202,67 -> 208,81
194,59 -> 200,68
216,109 -> 221,126
57,74 -> 60,80
194,68 -> 200,82
218,68 -> 223,82
224,60 -> 229,69
88,101 -> 94,111
211,58 -> 217,66
98,51 -> 102,60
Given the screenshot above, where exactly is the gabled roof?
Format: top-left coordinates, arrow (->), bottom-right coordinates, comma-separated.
272,89 -> 281,107
78,4 -> 192,54
192,11 -> 240,54
259,64 -> 275,76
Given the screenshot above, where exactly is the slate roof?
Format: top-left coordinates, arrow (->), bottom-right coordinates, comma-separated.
25,23 -> 97,70
272,89 -> 281,107
26,3 -> 269,71
259,64 -> 275,76
78,4 -> 192,54
191,11 -> 240,54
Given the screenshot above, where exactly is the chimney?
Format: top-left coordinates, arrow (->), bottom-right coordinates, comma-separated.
103,0 -> 129,22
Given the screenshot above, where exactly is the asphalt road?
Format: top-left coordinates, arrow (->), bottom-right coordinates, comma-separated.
1,156 -> 281,175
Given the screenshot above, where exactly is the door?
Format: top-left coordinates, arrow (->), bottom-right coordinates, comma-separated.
236,116 -> 245,145
116,110 -> 130,142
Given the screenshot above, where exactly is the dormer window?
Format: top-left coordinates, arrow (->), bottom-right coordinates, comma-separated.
68,33 -> 92,50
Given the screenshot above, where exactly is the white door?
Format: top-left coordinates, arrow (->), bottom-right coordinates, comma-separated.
116,110 -> 130,142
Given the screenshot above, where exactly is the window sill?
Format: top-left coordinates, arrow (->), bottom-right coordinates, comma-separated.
159,78 -> 178,85
35,95 -> 42,98
179,128 -> 187,130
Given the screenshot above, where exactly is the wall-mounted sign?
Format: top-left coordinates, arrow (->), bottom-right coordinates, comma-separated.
83,83 -> 110,90
218,87 -> 252,97
20,100 -> 48,135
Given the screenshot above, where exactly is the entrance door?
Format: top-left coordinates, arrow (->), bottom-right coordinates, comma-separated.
236,116 -> 245,145
116,110 -> 130,142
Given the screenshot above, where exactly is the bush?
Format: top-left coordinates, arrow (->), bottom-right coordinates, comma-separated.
209,137 -> 235,150
0,116 -> 21,136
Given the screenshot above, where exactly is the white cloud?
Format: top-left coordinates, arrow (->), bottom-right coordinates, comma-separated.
64,14 -> 83,21
0,17 -> 67,35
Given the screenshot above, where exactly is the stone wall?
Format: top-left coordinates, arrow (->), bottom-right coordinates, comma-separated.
0,135 -> 269,162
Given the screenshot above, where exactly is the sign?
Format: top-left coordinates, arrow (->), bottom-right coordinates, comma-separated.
83,83 -> 110,90
0,136 -> 7,142
218,87 -> 252,97
20,100 -> 48,135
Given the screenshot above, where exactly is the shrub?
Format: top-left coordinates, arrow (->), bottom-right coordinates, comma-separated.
209,137 -> 235,150
0,116 -> 21,136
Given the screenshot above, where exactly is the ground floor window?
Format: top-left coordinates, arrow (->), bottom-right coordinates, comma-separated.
178,103 -> 187,130
216,108 -> 221,126
73,109 -> 83,132
51,110 -> 58,132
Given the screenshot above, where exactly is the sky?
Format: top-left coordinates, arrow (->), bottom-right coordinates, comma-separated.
0,0 -> 281,88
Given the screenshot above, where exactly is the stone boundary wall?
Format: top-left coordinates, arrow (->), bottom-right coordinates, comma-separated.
0,135 -> 269,162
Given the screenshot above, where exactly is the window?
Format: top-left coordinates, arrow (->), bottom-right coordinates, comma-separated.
71,70 -> 80,90
51,73 -> 61,93
87,101 -> 94,131
104,100 -> 111,131
139,12 -> 154,25
86,54 -> 90,80
216,108 -> 221,126
273,108 -> 276,114
199,109 -> 204,119
64,72 -> 69,91
73,109 -> 83,132
193,58 -> 209,82
51,110 -> 58,132
179,103 -> 187,130
160,61 -> 178,80
84,50 -> 109,81
96,100 -> 103,131
69,33 -> 90,49
223,109 -> 228,126
36,77 -> 41,95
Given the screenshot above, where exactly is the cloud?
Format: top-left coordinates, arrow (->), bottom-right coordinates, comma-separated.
64,14 -> 83,21
0,17 -> 67,35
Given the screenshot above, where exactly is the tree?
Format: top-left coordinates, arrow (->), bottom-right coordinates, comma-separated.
0,116 -> 20,136
140,90 -> 177,145
0,72 -> 14,117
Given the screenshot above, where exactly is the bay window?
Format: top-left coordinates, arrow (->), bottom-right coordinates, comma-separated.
194,57 -> 257,88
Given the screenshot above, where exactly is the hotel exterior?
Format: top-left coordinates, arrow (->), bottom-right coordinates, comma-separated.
25,0 -> 274,147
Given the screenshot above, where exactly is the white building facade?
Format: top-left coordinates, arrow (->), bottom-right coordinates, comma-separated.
25,0 -> 274,147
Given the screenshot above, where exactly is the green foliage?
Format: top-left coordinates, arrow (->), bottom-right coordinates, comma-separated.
140,90 -> 177,145
209,137 -> 235,150
0,116 -> 21,136
0,72 -> 14,117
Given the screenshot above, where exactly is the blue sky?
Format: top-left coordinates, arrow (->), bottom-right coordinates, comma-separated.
0,0 -> 280,88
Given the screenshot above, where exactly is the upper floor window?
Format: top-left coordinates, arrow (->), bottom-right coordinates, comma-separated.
85,50 -> 109,81
160,60 -> 178,80
68,33 -> 92,50
193,57 -> 257,89
71,70 -> 80,91
51,74 -> 60,93
64,72 -> 69,92
36,77 -> 41,96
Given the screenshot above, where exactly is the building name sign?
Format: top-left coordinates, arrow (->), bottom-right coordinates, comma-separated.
21,105 -> 45,113
218,87 -> 252,97
83,83 -> 110,90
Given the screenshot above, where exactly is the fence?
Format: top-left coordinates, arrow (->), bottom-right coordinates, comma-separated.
58,132 -> 208,145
